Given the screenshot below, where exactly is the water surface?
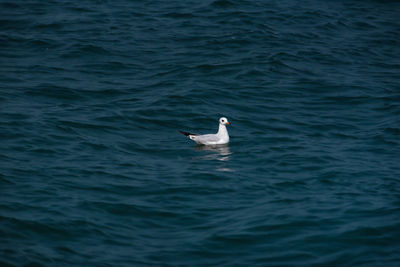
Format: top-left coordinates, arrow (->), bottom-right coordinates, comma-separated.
1,0 -> 400,265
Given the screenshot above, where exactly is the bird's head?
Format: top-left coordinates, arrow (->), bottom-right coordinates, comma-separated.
219,117 -> 231,126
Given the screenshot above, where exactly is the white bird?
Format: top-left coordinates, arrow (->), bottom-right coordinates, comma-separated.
179,117 -> 231,145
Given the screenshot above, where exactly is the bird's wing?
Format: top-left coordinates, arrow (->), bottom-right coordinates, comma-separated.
193,134 -> 220,144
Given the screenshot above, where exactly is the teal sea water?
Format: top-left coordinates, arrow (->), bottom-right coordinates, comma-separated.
1,0 -> 400,265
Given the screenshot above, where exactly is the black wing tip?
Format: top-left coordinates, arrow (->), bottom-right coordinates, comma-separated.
179,130 -> 195,136
179,130 -> 190,136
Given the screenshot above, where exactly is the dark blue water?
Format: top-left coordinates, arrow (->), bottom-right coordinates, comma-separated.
1,0 -> 400,265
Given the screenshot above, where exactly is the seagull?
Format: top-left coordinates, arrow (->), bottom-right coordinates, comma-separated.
179,117 -> 231,145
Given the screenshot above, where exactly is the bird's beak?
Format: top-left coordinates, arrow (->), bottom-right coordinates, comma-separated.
226,122 -> 231,125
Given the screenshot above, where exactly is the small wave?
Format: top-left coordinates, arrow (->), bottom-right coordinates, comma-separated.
26,84 -> 84,101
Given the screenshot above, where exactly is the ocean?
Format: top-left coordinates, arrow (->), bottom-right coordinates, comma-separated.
1,0 -> 400,265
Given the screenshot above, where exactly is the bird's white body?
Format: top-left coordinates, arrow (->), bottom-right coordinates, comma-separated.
180,117 -> 231,145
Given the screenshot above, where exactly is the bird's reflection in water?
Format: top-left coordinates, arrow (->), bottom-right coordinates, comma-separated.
194,145 -> 233,171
